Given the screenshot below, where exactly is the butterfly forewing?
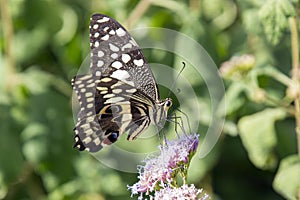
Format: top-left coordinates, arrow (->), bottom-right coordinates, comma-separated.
72,14 -> 171,152
89,14 -> 159,100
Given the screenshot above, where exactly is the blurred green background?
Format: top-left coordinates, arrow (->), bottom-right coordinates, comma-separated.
0,0 -> 299,199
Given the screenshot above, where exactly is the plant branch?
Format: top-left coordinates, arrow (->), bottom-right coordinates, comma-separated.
289,17 -> 300,156
254,66 -> 294,87
288,16 -> 300,200
150,0 -> 183,13
0,0 -> 16,90
125,0 -> 152,29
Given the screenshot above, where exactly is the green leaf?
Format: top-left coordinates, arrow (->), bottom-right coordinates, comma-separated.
259,0 -> 296,45
221,82 -> 247,115
21,123 -> 48,164
0,105 -> 25,191
242,9 -> 262,35
20,67 -> 52,94
273,155 -> 300,200
223,120 -> 238,136
238,108 -> 286,169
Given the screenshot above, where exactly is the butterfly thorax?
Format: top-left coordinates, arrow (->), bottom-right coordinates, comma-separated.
150,98 -> 172,126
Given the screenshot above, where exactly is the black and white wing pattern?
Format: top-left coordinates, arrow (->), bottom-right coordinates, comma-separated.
72,14 -> 172,152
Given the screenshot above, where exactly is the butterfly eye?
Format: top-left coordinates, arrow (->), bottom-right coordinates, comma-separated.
165,100 -> 172,107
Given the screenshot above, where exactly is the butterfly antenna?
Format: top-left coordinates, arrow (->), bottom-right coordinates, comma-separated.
167,62 -> 186,98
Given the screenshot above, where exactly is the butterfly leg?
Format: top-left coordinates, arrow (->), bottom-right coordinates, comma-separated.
156,124 -> 168,146
166,115 -> 187,136
175,108 -> 192,134
170,112 -> 180,137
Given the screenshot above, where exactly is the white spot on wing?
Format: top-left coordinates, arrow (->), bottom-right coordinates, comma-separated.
111,53 -> 118,59
126,88 -> 137,93
103,26 -> 109,32
109,30 -> 115,35
116,28 -> 126,36
103,93 -> 115,98
86,97 -> 93,102
97,86 -> 107,90
85,92 -> 93,97
94,32 -> 100,38
97,17 -> 109,23
122,54 -> 131,63
94,138 -> 101,145
133,59 -> 144,67
95,71 -> 101,76
111,70 -> 130,80
105,96 -> 125,104
101,34 -> 109,41
97,60 -> 104,67
121,43 -> 132,51
78,84 -> 84,88
87,103 -> 94,108
87,79 -> 93,83
109,43 -> 120,52
111,61 -> 123,69
112,89 -> 122,94
94,41 -> 99,47
98,51 -> 104,57
83,137 -> 92,144
93,24 -> 99,29
86,129 -> 94,137
101,77 -> 112,82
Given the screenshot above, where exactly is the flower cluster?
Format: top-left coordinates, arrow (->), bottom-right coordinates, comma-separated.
219,54 -> 255,80
128,133 -> 208,200
153,184 -> 209,200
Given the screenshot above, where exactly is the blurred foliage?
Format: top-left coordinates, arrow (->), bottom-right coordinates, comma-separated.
0,0 -> 299,200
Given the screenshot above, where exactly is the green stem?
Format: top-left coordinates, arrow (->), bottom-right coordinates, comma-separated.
288,16 -> 300,200
253,67 -> 294,87
248,70 -> 294,112
0,0 -> 16,90
289,17 -> 300,156
125,0 -> 151,29
150,0 -> 183,12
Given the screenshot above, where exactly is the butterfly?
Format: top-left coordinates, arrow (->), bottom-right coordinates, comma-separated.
71,14 -> 172,152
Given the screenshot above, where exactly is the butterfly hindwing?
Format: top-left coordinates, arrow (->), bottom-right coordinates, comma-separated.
73,76 -> 154,152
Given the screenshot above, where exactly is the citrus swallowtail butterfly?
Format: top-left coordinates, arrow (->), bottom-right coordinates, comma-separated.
72,14 -> 172,152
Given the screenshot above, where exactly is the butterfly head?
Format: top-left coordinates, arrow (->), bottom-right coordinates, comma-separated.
163,98 -> 172,111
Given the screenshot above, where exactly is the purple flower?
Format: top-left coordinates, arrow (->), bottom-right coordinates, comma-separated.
153,184 -> 209,200
128,134 -> 199,198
